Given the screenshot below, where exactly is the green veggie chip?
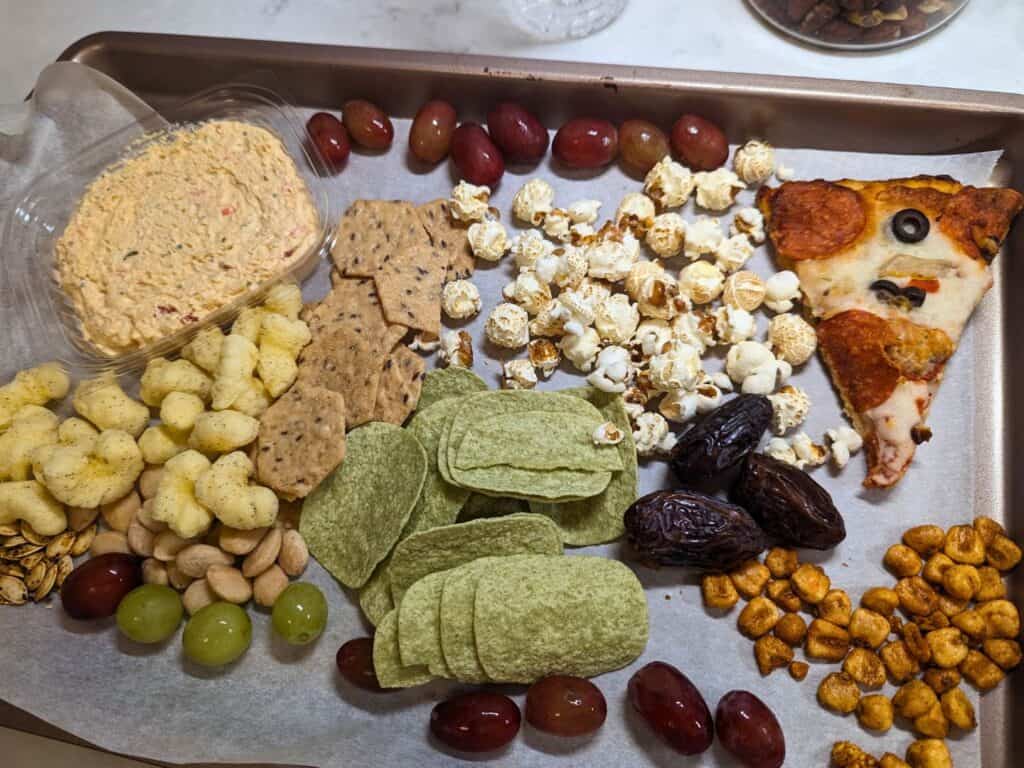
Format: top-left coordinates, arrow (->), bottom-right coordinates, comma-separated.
438,558 -> 497,683
397,571 -> 450,676
448,465 -> 612,503
372,609 -> 435,689
474,556 -> 649,683
301,422 -> 427,588
458,493 -> 529,522
358,565 -> 394,627
417,367 -> 488,411
404,397 -> 473,535
387,514 -> 563,603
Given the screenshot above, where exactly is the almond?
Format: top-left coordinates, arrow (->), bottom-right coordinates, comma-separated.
136,498 -> 169,534
90,530 -> 131,557
127,519 -> 155,557
242,527 -> 282,578
142,558 -> 169,586
100,491 -> 141,533
138,466 -> 164,500
206,564 -> 253,604
183,578 -> 217,615
278,530 -> 309,577
176,544 -> 235,578
253,564 -> 289,607
153,530 -> 192,562
219,526 -> 268,556
166,560 -> 194,591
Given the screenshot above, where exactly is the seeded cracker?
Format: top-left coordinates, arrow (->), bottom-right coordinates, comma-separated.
331,199 -> 431,278
374,244 -> 446,336
373,609 -> 434,689
255,383 -> 346,500
372,344 -> 426,425
417,198 -> 475,281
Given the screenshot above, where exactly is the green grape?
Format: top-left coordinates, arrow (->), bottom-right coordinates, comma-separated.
116,584 -> 183,644
182,602 -> 252,667
271,583 -> 327,645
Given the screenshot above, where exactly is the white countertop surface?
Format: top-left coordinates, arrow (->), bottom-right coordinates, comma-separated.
1,1 -> 1021,766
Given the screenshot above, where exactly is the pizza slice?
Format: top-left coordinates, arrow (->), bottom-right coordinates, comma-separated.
757,176 -> 1022,488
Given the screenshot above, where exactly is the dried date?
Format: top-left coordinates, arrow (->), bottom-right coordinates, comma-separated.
624,490 -> 767,571
669,395 -> 772,484
732,454 -> 846,550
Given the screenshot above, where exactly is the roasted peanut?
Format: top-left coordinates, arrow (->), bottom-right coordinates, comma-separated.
806,618 -> 850,662
165,560 -> 194,591
765,579 -> 802,613
880,754 -> 911,768
975,566 -> 1007,601
729,559 -> 771,599
972,515 -> 1005,547
893,680 -> 938,719
913,702 -> 948,740
856,693 -> 894,732
791,563 -> 830,605
959,648 -> 1004,691
818,589 -> 852,627
753,635 -> 793,676
861,587 -> 899,617
982,638 -> 1022,670
218,525 -> 269,556
849,608 -> 890,649
153,530 -> 192,562
977,598 -> 1021,639
905,739 -> 951,768
944,524 -> 985,565
241,526 -> 282,578
206,564 -> 252,604
788,661 -> 809,681
737,596 -> 781,638
773,612 -> 807,647
141,558 -> 168,586
915,610 -> 949,632
138,466 -> 163,500
922,668 -> 961,695
903,525 -> 945,557
921,553 -> 954,585
986,533 -> 1022,572
884,544 -> 923,578
100,490 -> 141,533
176,543 -> 235,579
843,647 -> 886,689
935,593 -> 968,618
925,627 -> 968,669
701,573 -> 740,610
182,578 -> 217,615
895,577 -> 938,617
940,687 -> 975,730
126,519 -> 155,557
880,640 -> 920,684
764,547 -> 799,579
901,622 -> 931,664
253,564 -> 289,608
941,564 -> 980,601
817,671 -> 860,714
90,530 -> 131,556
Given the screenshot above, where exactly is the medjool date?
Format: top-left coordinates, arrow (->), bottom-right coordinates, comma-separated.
669,395 -> 772,484
624,490 -> 767,571
732,453 -> 846,550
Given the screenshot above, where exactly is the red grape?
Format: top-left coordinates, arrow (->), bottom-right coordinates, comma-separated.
526,675 -> 606,737
336,638 -> 385,692
343,99 -> 394,150
619,119 -> 670,175
306,112 -> 351,171
409,100 -> 457,164
671,114 -> 728,171
715,690 -> 785,768
430,692 -> 520,753
451,123 -> 505,186
553,118 -> 618,169
487,102 -> 549,164
628,661 -> 713,755
60,553 -> 141,620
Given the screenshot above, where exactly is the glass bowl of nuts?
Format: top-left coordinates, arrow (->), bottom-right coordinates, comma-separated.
746,0 -> 969,50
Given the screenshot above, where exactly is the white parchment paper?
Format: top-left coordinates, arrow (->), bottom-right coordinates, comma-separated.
0,64 -> 1009,767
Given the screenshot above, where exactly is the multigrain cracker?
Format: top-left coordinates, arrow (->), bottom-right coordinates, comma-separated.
373,344 -> 426,425
417,198 -> 475,281
255,383 -> 346,500
374,245 -> 446,335
331,199 -> 431,278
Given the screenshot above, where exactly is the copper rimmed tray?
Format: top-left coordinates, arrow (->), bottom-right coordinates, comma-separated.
1,31 -> 1021,767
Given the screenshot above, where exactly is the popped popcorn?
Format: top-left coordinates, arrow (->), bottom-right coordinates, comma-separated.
567,199 -> 601,224
767,385 -> 811,435
826,425 -> 864,469
733,140 -> 776,185
557,289 -> 597,332
615,192 -> 657,233
439,330 -> 473,368
775,163 -> 795,181
645,212 -> 687,259
569,222 -> 597,243
672,311 -> 717,355
441,279 -> 482,320
679,260 -> 725,305
528,338 -> 561,378
592,421 -> 624,446
594,294 -> 640,344
726,340 -> 792,395
764,437 -> 798,467
553,246 -> 590,289
767,313 -> 817,366
502,359 -> 538,390
512,178 -> 554,225
683,215 -> 725,260
575,277 -> 614,307
713,305 -> 757,344
558,327 -> 601,372
722,270 -> 767,312
502,272 -> 552,315
625,261 -> 666,299
633,319 -> 674,358
764,270 -> 801,313
659,375 -> 726,423
648,340 -> 703,392
713,233 -> 755,274
695,168 -> 745,211
730,207 -> 766,244
586,346 -> 633,394
449,181 -> 491,222
633,411 -> 677,457
408,331 -> 440,353
485,303 -> 530,349
511,229 -> 554,270
633,272 -> 686,321
586,236 -> 639,282
467,219 -> 509,262
529,300 -> 568,338
542,208 -> 572,242
644,156 -> 695,209
623,399 -> 646,424
791,431 -> 828,468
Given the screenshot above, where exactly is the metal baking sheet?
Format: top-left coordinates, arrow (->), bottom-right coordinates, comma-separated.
2,31 -> 1022,767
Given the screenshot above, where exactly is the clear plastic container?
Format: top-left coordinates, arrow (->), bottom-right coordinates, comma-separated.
1,81 -> 333,377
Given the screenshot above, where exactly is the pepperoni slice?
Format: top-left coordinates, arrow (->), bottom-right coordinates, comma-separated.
759,181 -> 867,261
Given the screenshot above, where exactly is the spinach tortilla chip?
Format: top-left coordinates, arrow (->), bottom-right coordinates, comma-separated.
417,367 -> 488,412
372,609 -> 435,689
397,571 -> 450,676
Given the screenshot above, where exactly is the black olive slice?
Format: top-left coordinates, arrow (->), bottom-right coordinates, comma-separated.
870,279 -> 901,297
892,208 -> 930,243
902,285 -> 927,307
